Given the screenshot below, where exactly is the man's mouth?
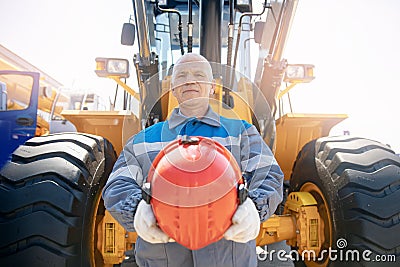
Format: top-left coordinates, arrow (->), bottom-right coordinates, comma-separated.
182,89 -> 199,94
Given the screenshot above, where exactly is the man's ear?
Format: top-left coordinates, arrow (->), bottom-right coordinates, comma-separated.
171,85 -> 177,97
210,79 -> 216,95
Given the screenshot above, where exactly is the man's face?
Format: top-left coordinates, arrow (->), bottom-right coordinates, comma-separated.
171,61 -> 214,106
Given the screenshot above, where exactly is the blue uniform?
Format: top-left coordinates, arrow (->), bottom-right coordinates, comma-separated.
102,107 -> 283,267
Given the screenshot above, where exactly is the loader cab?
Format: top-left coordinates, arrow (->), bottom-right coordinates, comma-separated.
0,71 -> 39,169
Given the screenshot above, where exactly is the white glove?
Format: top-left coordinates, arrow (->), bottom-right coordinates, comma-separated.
224,198 -> 260,243
133,200 -> 170,244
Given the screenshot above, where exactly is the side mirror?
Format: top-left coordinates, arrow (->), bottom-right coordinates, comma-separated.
254,21 -> 265,44
121,23 -> 136,46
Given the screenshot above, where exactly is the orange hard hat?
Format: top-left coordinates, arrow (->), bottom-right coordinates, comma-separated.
144,136 -> 245,250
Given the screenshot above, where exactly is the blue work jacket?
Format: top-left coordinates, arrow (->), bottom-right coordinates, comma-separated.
102,107 -> 284,267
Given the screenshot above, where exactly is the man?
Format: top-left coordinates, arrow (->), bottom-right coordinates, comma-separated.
102,53 -> 283,267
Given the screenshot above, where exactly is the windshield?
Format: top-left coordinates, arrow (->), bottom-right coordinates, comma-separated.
149,1 -> 266,78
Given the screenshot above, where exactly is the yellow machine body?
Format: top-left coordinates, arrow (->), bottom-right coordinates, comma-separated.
275,113 -> 347,179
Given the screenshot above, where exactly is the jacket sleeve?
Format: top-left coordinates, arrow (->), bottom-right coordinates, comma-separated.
240,125 -> 284,222
102,137 -> 143,232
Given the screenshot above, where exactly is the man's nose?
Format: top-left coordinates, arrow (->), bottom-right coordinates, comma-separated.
185,73 -> 197,83
181,75 -> 199,86
184,80 -> 197,85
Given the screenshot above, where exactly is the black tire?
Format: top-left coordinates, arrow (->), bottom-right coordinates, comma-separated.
290,136 -> 400,267
0,133 -> 117,267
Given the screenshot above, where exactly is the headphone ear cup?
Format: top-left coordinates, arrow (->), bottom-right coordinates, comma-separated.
141,182 -> 151,204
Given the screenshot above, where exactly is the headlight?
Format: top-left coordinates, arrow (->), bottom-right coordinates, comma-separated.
284,64 -> 315,83
235,0 -> 252,13
107,59 -> 129,74
95,58 -> 130,78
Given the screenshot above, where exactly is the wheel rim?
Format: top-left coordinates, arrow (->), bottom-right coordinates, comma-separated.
300,182 -> 333,267
90,194 -> 106,267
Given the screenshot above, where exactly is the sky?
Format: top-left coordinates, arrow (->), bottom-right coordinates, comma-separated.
0,0 -> 399,152
283,0 -> 400,153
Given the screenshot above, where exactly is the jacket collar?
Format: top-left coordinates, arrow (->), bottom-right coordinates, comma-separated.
168,106 -> 221,129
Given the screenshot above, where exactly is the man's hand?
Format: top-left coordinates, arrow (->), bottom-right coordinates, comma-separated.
224,198 -> 260,243
134,200 -> 170,243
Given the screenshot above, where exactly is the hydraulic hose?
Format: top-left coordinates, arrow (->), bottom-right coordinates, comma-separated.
156,1 -> 185,55
188,0 -> 193,53
226,0 -> 234,66
232,0 -> 270,70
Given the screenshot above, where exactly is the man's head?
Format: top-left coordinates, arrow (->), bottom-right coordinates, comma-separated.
171,53 -> 215,116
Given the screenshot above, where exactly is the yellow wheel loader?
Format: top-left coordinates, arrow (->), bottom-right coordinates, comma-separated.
0,0 -> 399,266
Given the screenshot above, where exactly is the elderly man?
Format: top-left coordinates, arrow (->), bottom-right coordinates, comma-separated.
102,53 -> 283,267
